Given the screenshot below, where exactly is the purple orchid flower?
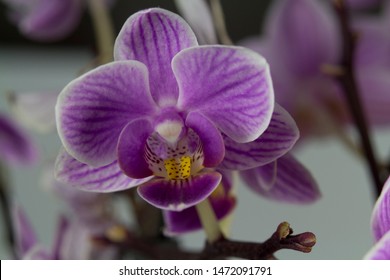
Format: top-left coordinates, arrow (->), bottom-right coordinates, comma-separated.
12,204 -> 117,259
0,111 -> 38,166
364,176 -> 390,259
55,8 -> 282,211
2,0 -> 113,42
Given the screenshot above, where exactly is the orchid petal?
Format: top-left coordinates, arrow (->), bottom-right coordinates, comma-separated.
354,18 -> 390,68
240,154 -> 320,204
52,216 -> 70,260
163,195 -> 236,235
265,0 -> 340,77
14,0 -> 83,41
56,61 -> 157,167
114,8 -> 198,106
358,68 -> 390,126
364,231 -> 390,260
117,118 -> 154,179
220,104 -> 299,170
185,111 -> 225,167
0,112 -> 38,166
174,0 -> 217,44
55,148 -> 150,192
345,0 -> 381,9
371,176 -> 390,241
8,90 -> 58,132
138,170 -> 222,211
12,204 -> 38,257
174,45 -> 274,143
23,245 -> 53,260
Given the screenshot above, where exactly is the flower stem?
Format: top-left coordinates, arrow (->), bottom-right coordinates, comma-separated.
87,0 -> 115,65
208,0 -> 233,45
195,198 -> 223,243
332,0 -> 383,198
0,164 -> 16,257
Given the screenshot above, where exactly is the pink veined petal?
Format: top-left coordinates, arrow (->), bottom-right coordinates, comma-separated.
371,176 -> 390,241
114,8 -> 198,106
174,45 -> 274,143
240,154 -> 320,204
117,118 -> 154,179
56,61 -> 158,167
137,170 -> 222,211
0,112 -> 38,166
265,0 -> 340,77
15,0 -> 83,41
220,104 -> 299,170
364,231 -> 390,260
185,111 -> 225,167
174,0 -> 217,45
8,90 -> 58,132
55,148 -> 151,193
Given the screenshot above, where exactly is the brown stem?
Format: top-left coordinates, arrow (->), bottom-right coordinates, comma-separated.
95,222 -> 316,260
0,164 -> 16,257
332,0 -> 382,197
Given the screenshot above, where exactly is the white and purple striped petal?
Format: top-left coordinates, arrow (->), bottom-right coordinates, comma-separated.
56,61 -> 158,167
114,8 -> 198,106
0,112 -> 38,166
371,176 -> 390,241
174,45 -> 274,143
138,170 -> 222,211
365,231 -> 390,260
220,104 -> 299,170
55,148 -> 150,193
240,154 -> 320,204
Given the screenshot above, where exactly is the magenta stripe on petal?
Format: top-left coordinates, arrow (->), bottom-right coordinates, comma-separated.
56,61 -> 157,167
174,45 -> 274,143
55,148 -> 150,193
114,8 -> 198,106
138,171 -> 222,211
220,104 -> 299,170
371,176 -> 390,241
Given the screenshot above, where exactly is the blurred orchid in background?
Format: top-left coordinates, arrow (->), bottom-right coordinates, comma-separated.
240,0 -> 390,139
0,111 -> 38,166
1,0 -> 114,41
